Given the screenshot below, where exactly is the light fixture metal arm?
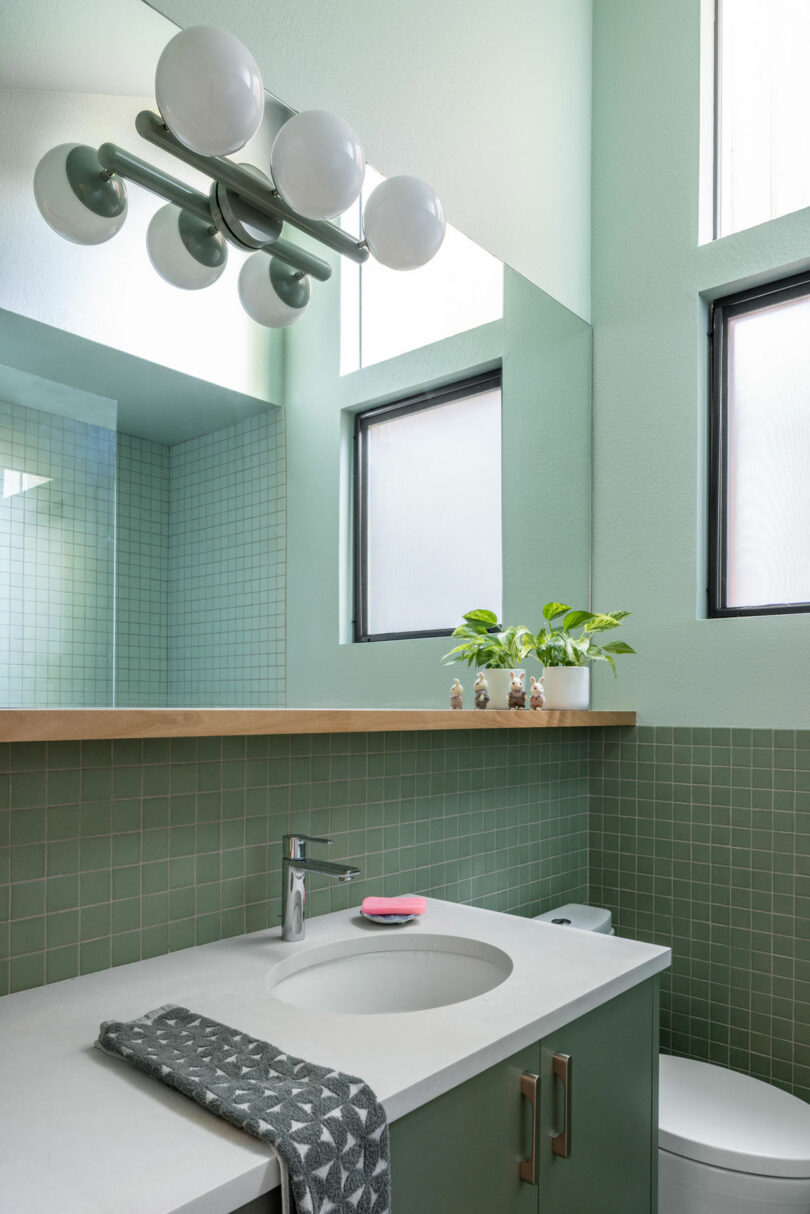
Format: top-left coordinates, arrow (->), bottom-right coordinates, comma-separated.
96,141 -> 331,283
98,142 -> 213,224
136,110 -> 369,265
261,238 -> 331,282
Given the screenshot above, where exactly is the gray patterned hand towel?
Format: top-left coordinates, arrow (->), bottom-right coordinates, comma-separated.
98,1005 -> 390,1214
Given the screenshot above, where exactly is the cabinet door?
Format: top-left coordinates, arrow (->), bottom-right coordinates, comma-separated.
538,978 -> 659,1214
389,1043 -> 541,1214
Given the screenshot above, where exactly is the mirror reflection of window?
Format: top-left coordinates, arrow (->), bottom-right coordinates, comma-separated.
1,469 -> 51,498
341,168 -> 504,373
355,372 -> 502,640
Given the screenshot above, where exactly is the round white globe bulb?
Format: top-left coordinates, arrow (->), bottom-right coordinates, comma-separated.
155,26 -> 264,156
270,110 -> 364,220
146,205 -> 227,290
363,175 -> 446,270
33,143 -> 127,245
238,253 -> 310,327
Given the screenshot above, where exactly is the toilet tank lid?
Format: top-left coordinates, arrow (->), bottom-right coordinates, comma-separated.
534,904 -> 612,933
659,1055 -> 810,1179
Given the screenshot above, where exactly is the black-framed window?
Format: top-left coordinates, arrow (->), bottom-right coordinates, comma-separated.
354,370 -> 502,642
708,271 -> 810,617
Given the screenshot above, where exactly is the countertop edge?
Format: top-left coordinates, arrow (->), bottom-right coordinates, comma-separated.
382,947 -> 671,1122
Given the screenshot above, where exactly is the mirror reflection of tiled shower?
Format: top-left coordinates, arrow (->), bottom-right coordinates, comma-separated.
0,362 -> 285,708
0,366 -> 117,706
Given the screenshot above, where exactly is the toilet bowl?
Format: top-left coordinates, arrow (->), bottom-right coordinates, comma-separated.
535,905 -> 810,1213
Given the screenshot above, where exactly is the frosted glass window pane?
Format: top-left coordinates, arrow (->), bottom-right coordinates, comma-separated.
717,0 -> 810,237
341,168 -> 503,373
726,294 -> 810,606
364,386 -> 502,635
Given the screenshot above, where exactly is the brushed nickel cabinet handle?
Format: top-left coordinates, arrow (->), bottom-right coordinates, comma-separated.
519,1071 -> 539,1184
551,1053 -> 571,1158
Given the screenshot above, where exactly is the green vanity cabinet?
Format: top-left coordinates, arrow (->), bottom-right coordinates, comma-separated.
537,978 -> 659,1214
389,1042 -> 541,1214
389,977 -> 659,1214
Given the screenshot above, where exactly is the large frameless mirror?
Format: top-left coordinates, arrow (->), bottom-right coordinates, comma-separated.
0,0 -> 591,710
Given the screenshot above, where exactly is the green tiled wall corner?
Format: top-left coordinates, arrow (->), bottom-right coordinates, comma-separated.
0,727 -> 589,996
589,726 -> 810,1103
168,411 -> 286,707
0,400 -> 116,706
115,434 -> 169,706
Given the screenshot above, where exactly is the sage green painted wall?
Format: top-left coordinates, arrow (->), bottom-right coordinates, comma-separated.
590,0 -> 810,728
283,258 -> 592,709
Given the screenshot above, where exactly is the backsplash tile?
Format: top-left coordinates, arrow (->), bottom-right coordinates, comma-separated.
0,728 -> 589,997
589,725 -> 810,1102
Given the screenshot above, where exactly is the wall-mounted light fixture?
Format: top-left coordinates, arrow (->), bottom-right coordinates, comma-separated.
32,25 -> 447,328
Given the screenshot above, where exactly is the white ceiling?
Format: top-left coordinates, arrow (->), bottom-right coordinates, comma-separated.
0,0 -> 173,96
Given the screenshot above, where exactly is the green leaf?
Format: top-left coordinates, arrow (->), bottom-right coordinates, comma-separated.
463,608 -> 499,628
562,609 -> 594,630
601,640 -> 636,655
584,613 -> 622,633
542,601 -> 571,622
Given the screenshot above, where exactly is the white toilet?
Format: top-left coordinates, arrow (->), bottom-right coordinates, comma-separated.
535,904 -> 810,1213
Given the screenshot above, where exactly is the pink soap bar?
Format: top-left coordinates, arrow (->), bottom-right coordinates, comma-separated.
361,896 -> 427,916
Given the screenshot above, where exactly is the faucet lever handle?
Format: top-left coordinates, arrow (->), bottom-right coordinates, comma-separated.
283,833 -> 332,859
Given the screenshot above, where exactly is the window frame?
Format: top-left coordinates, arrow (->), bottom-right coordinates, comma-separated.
353,368 -> 502,643
708,269 -> 810,618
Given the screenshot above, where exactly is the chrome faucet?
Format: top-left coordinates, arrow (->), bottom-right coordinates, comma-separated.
281,833 -> 361,941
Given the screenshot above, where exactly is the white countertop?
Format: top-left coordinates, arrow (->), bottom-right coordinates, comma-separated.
0,899 -> 670,1214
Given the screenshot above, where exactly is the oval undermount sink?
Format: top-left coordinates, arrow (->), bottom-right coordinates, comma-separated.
266,932 -> 513,1014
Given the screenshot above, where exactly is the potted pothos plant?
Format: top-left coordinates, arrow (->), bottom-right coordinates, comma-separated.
530,602 -> 635,709
442,609 -> 532,708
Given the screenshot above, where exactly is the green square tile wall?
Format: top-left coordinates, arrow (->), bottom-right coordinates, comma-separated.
115,434 -> 169,706
589,726 -> 810,1102
0,400 -> 116,706
0,727 -> 589,997
168,411 -> 286,707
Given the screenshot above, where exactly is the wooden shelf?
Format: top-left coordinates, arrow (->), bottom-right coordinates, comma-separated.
0,708 -> 636,743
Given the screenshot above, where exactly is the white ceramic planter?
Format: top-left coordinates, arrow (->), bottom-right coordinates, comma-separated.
543,666 -> 590,710
478,668 -> 525,710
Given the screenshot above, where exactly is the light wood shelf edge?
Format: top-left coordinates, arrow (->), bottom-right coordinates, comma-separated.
0,708 -> 636,743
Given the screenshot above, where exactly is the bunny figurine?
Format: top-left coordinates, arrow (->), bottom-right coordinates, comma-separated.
449,677 -> 464,710
530,675 -> 546,710
507,669 -> 526,710
474,672 -> 490,710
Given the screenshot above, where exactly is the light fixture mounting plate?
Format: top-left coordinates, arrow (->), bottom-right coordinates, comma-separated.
210,179 -> 283,251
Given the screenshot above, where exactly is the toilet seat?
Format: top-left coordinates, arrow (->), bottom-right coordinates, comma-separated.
659,1055 -> 810,1179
